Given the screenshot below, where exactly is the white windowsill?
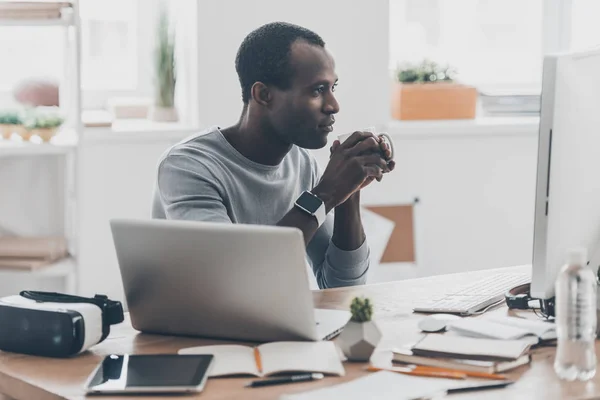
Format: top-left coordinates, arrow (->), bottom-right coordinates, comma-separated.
80,115 -> 540,145
384,116 -> 540,138
82,119 -> 199,144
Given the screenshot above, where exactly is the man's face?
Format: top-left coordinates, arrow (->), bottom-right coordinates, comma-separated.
268,41 -> 340,149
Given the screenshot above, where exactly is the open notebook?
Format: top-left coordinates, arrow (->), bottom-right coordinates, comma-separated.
178,341 -> 345,378
447,316 -> 556,344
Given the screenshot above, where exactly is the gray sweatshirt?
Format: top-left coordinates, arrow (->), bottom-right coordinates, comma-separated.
152,126 -> 370,289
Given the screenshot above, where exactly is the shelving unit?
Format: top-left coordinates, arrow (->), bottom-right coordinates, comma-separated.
0,1 -> 82,295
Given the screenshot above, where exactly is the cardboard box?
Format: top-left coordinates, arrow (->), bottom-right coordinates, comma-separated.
391,82 -> 477,120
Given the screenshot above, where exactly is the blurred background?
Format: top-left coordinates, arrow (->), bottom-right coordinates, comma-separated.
0,0 -> 598,303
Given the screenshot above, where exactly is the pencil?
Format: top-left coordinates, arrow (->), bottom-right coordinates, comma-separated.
410,366 -> 508,380
367,365 -> 467,380
254,347 -> 262,374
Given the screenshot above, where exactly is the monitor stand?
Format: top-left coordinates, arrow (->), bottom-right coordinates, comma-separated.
541,245 -> 600,318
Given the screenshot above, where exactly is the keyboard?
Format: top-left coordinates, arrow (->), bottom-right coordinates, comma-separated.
413,272 -> 531,315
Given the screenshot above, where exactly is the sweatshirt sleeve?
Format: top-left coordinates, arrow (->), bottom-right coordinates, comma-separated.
305,213 -> 370,289
155,154 -> 232,223
305,155 -> 370,289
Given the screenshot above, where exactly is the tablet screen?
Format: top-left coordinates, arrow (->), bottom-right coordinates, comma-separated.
86,354 -> 214,393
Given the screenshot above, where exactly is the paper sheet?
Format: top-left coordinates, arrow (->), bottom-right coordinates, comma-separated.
279,371 -> 468,400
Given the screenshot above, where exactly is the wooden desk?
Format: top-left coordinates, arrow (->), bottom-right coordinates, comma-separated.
0,265 -> 597,400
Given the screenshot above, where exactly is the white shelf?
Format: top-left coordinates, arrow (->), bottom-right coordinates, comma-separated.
0,17 -> 73,27
83,119 -> 198,144
0,129 -> 78,157
0,256 -> 75,278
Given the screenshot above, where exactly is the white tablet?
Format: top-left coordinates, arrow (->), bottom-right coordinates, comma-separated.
85,354 -> 214,394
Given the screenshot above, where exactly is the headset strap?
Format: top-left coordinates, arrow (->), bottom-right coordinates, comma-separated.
19,290 -> 124,326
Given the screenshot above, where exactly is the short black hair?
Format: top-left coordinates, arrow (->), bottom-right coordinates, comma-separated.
235,22 -> 325,104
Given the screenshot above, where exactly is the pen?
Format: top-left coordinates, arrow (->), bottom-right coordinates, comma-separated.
446,380 -> 514,393
410,380 -> 515,400
245,373 -> 324,388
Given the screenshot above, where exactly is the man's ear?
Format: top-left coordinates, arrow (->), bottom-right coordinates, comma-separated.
250,82 -> 272,106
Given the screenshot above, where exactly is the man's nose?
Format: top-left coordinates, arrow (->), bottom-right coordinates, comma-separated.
324,93 -> 340,114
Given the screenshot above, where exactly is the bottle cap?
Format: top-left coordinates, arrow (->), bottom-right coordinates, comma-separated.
567,247 -> 588,266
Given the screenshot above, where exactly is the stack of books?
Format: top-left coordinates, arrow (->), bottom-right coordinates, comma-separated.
0,1 -> 72,20
0,236 -> 68,270
393,335 -> 531,376
394,316 -> 555,376
479,89 -> 541,116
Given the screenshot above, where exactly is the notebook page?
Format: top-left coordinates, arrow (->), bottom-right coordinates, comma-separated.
412,335 -> 531,361
486,316 -> 557,339
178,344 -> 258,377
259,341 -> 345,377
448,319 -> 532,340
280,371 -> 469,400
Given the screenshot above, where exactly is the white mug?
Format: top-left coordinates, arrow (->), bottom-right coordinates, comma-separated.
337,127 -> 395,160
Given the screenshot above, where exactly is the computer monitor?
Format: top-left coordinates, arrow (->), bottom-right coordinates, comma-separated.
531,47 -> 600,303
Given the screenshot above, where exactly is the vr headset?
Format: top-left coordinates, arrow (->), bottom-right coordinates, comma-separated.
0,291 -> 123,357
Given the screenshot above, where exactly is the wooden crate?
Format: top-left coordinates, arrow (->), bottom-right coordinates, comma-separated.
391,82 -> 477,120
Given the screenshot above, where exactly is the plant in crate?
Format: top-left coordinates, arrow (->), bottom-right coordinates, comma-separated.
0,110 -> 26,140
24,109 -> 64,142
391,59 -> 477,120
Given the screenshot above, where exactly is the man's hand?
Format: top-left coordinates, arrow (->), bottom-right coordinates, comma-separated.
331,136 -> 396,190
313,131 -> 395,212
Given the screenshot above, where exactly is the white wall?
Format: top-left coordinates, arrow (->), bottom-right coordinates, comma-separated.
330,128 -> 538,279
75,123 -> 539,302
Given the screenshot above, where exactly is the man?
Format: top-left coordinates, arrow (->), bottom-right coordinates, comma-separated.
152,22 -> 395,289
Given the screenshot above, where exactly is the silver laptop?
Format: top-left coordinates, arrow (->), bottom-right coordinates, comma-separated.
110,218 -> 350,342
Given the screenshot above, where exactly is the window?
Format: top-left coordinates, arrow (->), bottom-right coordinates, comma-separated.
0,26 -> 64,93
390,0 -> 600,94
80,0 -> 138,91
0,0 -> 159,109
571,0 -> 600,51
390,0 -> 543,92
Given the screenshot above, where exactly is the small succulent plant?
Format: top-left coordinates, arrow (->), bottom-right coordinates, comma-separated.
396,59 -> 457,84
24,112 -> 64,130
0,110 -> 22,125
350,297 -> 373,323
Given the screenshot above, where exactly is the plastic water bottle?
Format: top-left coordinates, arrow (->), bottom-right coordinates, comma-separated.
554,247 -> 597,381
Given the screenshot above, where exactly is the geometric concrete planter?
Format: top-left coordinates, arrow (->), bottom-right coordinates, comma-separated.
338,320 -> 382,362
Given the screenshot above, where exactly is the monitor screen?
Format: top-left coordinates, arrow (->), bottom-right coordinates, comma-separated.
531,47 -> 600,299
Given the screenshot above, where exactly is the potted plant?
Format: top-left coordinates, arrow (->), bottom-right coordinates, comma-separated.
24,110 -> 64,142
391,59 -> 477,120
147,4 -> 178,122
337,297 -> 382,362
0,110 -> 26,140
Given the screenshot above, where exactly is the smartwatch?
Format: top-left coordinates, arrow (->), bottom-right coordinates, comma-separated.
295,191 -> 326,227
